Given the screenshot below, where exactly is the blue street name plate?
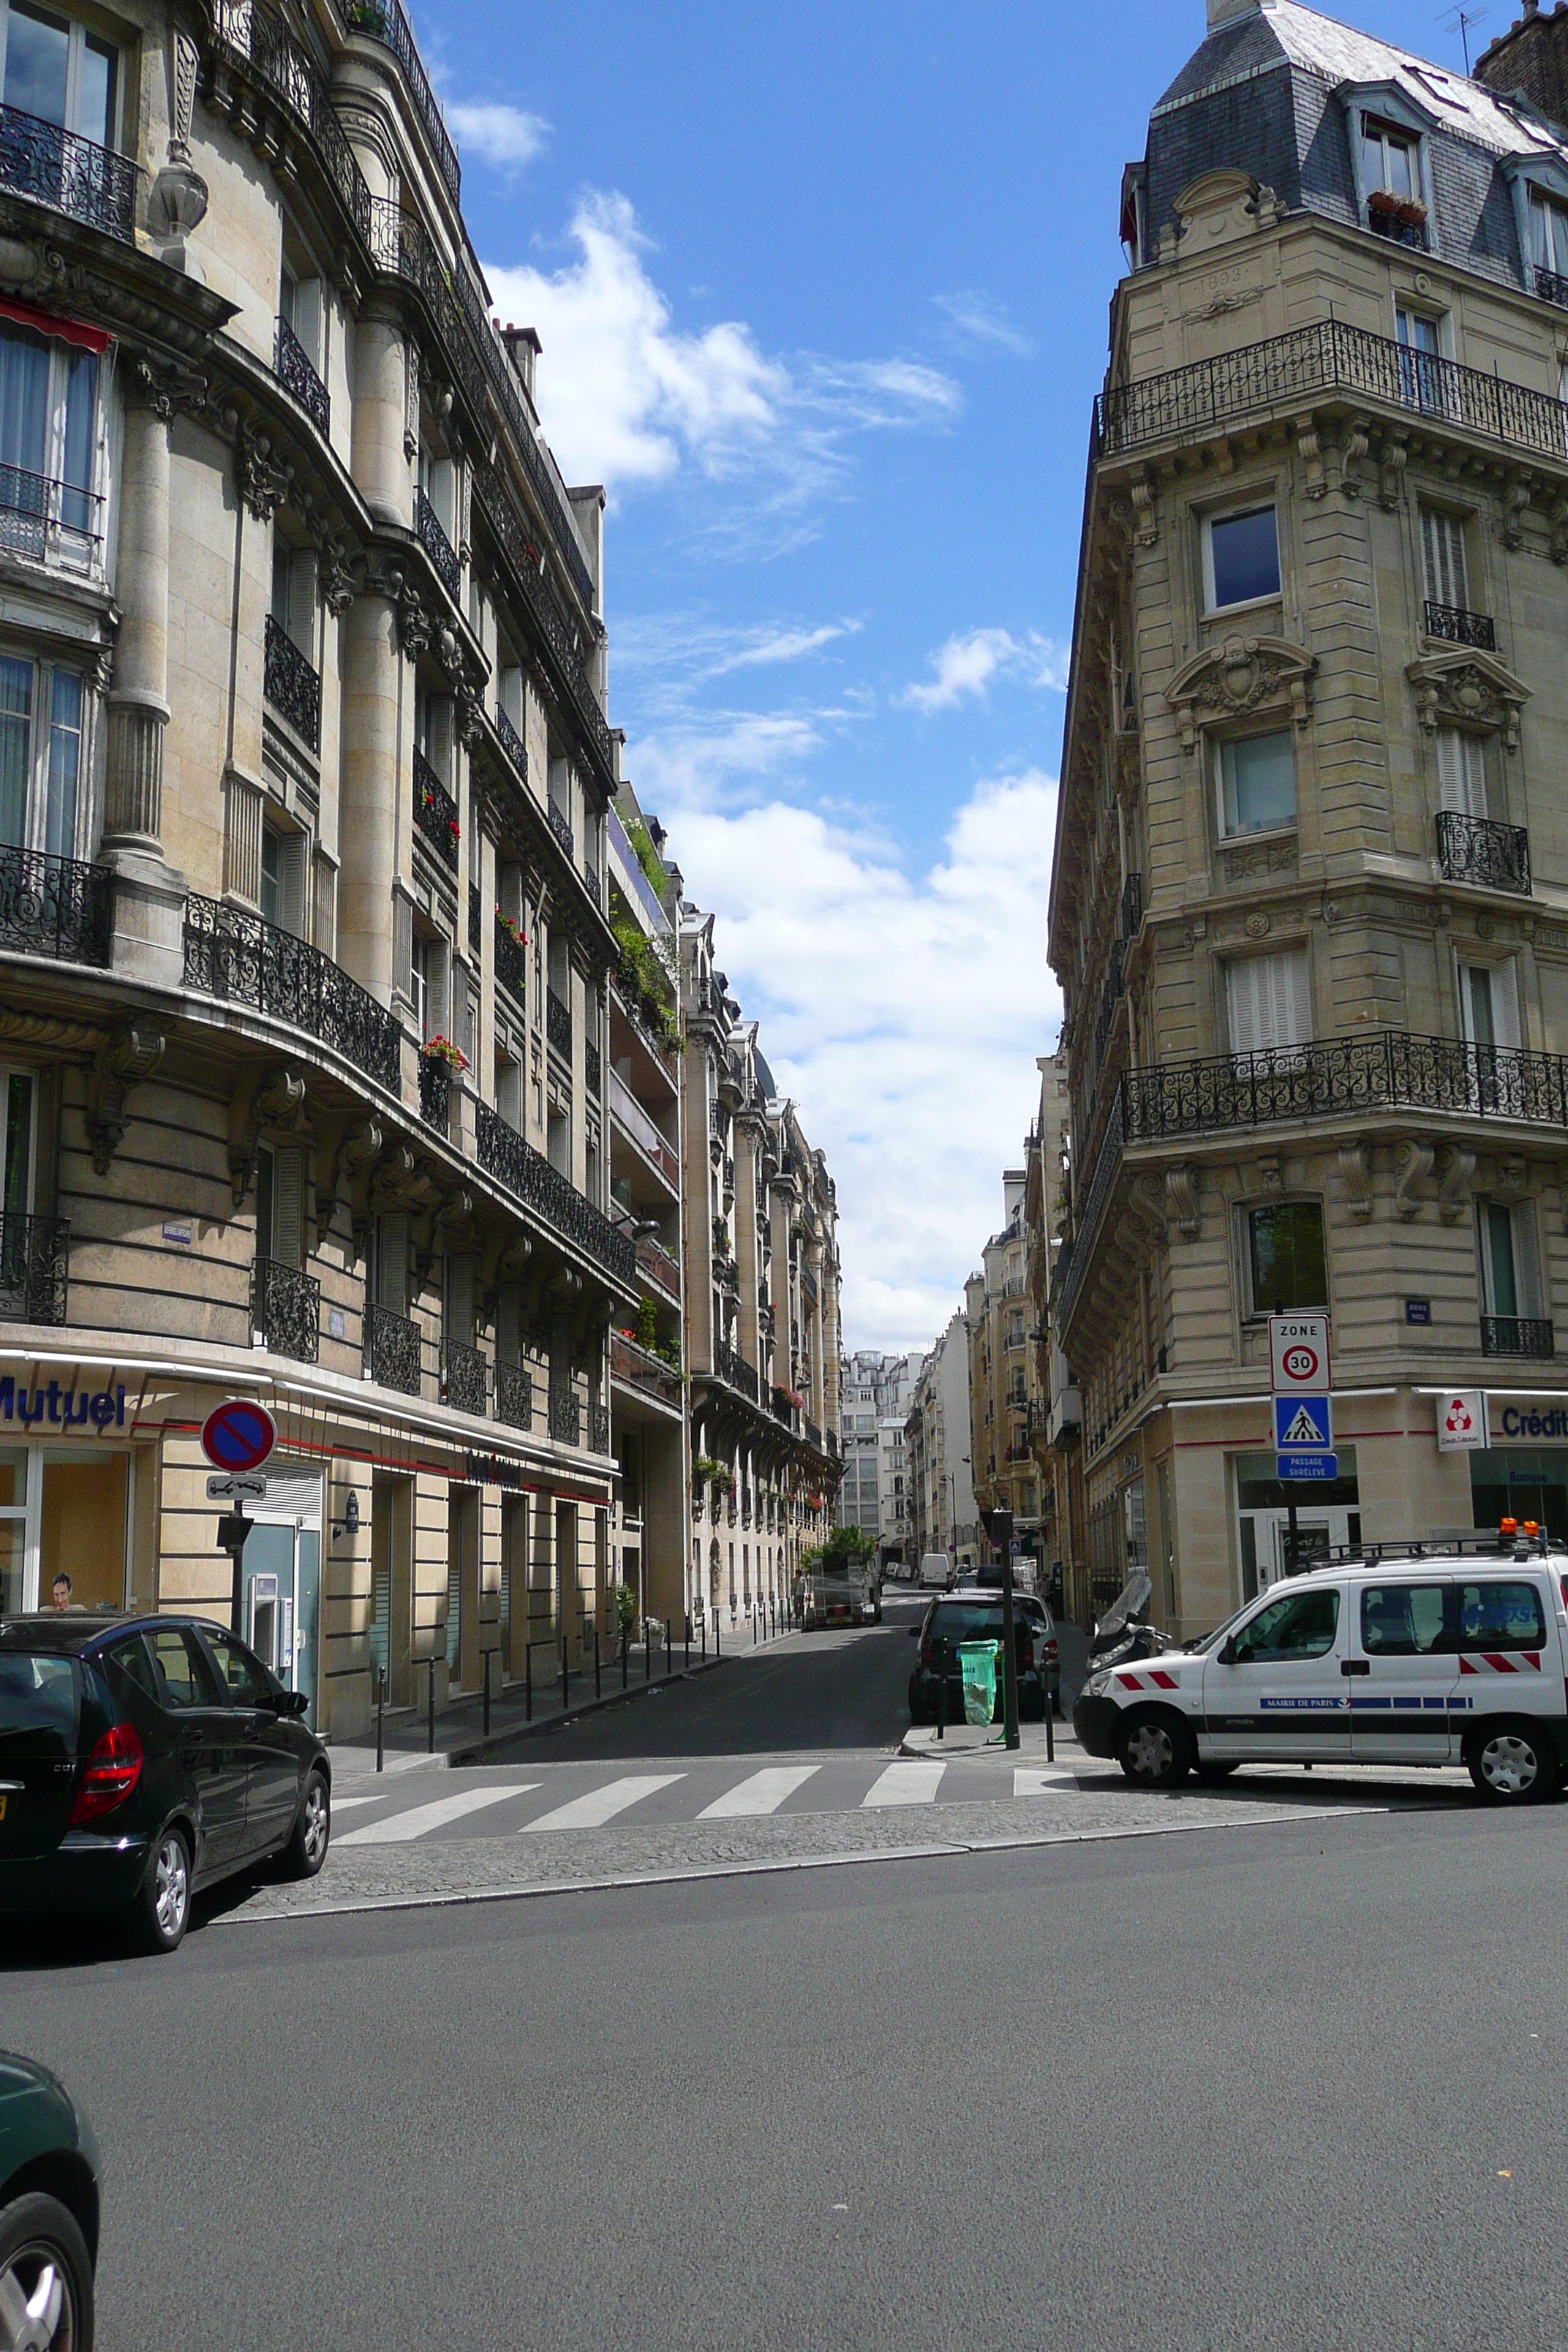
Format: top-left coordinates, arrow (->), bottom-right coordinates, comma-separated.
1277,1453 -> 1338,1482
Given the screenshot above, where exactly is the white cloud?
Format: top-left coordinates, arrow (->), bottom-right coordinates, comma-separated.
446,99 -> 549,173
934,290 -> 1032,356
649,753 -> 1061,1354
482,195 -> 958,516
905,627 -> 1070,714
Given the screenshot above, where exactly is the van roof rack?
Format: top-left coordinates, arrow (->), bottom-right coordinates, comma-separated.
1320,1526 -> 1562,1568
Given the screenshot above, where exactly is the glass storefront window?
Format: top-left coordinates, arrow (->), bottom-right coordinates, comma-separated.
40,1454 -> 125,1610
0,1445 -> 25,1613
1469,1449 -> 1568,1542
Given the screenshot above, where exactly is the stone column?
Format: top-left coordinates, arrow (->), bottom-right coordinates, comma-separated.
102,389 -> 185,985
339,589 -> 401,1005
350,310 -> 410,529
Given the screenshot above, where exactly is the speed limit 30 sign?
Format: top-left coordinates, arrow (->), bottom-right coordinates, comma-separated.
1269,1313 -> 1331,1395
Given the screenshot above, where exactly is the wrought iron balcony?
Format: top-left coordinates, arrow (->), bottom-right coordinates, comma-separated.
251,1256 -> 320,1363
1482,1316 -> 1555,1360
1436,811 -> 1531,897
549,1384 -> 581,1445
590,1402 -> 611,1453
547,990 -> 571,1055
475,1103 -> 636,1284
0,462 -> 102,571
713,1342 -> 760,1403
1367,204 -> 1427,249
548,799 -> 574,861
494,703 -> 527,783
636,1234 -> 681,1300
467,882 -> 481,955
0,1212 -> 69,1324
1122,1032 -> 1568,1144
584,862 -> 600,911
414,747 -> 459,870
264,614 -> 321,751
0,102 -> 137,241
805,1414 -> 823,1451
1423,599 -> 1496,652
414,485 -> 461,603
1536,265 -> 1568,311
364,1300 -> 422,1395
495,916 -> 526,1005
183,895 -> 402,1089
1120,870 -> 1143,940
611,1330 -> 682,1410
0,848 -> 111,966
442,1340 -> 488,1416
347,0 -> 460,201
418,1053 -> 451,1131
585,1038 -> 602,1096
494,1358 -> 532,1431
1095,318 -> 1568,468
274,315 -> 329,434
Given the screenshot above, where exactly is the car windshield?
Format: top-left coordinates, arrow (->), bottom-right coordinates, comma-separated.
929,1603 -> 1025,1644
0,1651 -> 78,1738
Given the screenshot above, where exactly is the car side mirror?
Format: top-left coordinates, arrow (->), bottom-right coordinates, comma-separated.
1219,1635 -> 1238,1667
272,1687 -> 309,1717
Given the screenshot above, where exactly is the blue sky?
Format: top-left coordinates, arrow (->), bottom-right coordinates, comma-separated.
418,0 -> 1488,1353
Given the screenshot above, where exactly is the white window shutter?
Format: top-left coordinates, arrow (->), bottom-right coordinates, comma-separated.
428,941 -> 451,1041
1226,960 -> 1262,1055
274,1147 -> 304,1270
378,1213 -> 408,1314
1421,508 -> 1467,610
278,831 -> 308,938
1230,951 -> 1310,1053
1513,1205 -> 1542,1319
1436,729 -> 1486,818
1493,959 -> 1522,1052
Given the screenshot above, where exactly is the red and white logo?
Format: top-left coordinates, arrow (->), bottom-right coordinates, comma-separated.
1444,1397 -> 1473,1436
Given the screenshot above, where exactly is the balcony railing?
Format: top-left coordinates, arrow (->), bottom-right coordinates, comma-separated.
263,614 -> 321,751
547,990 -> 571,1056
1423,599 -> 1496,652
549,1385 -> 581,1445
442,1340 -> 488,1416
1436,811 -> 1531,897
548,799 -> 574,861
251,1256 -> 320,1363
1096,320 -> 1568,468
347,0 -> 460,201
1120,871 -> 1143,940
475,1103 -> 636,1284
364,1301 -> 422,1395
494,703 -> 527,783
494,1359 -> 532,1431
0,1212 -> 68,1324
0,462 -> 102,572
1122,1033 -> 1568,1144
713,1342 -> 759,1403
590,1403 -> 611,1453
1367,206 -> 1428,250
608,1067 -> 679,1188
585,1038 -> 602,1096
274,315 -> 329,435
414,484 -> 461,603
183,896 -> 402,1090
805,1415 -> 823,1451
418,1053 -> 451,1131
636,1234 -> 681,1299
1536,265 -> 1568,310
611,1330 -> 682,1410
1482,1316 -> 1555,1360
0,102 -> 137,241
414,747 -> 459,870
495,916 -> 526,1005
0,848 -> 111,966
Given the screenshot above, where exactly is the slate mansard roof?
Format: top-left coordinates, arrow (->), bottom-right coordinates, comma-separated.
1134,0 -> 1568,293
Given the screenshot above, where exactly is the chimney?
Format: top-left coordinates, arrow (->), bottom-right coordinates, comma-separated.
500,323 -> 542,407
1207,0 -> 1259,23
1474,1 -> 1568,135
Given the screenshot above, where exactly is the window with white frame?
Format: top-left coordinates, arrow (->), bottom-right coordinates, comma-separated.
1361,113 -> 1422,202
1458,958 -> 1520,1053
1,3 -> 118,145
1529,189 -> 1568,279
1477,1198 -> 1542,1328
1226,949 -> 1312,1058
1204,505 -> 1281,611
1216,728 -> 1296,838
1420,507 -> 1469,614
0,319 -> 102,567
0,651 -> 86,857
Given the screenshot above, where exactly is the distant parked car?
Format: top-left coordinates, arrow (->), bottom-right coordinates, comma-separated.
919,1553 -> 954,1589
0,1612 -> 331,1953
0,2050 -> 100,2349
908,1593 -> 1060,1723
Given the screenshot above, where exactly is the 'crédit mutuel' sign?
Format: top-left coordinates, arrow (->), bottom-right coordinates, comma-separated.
1498,1403 -> 1568,1440
0,1379 -> 127,1430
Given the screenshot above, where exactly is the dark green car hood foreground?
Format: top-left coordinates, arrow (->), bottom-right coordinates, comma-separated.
0,2050 -> 101,2253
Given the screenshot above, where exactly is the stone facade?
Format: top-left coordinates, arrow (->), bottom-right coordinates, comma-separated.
904,1314 -> 976,1572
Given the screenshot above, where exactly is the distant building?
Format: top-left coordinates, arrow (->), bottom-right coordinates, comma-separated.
837,1349 -> 919,1561
965,1175 -> 1047,1563
905,1318 -> 978,1568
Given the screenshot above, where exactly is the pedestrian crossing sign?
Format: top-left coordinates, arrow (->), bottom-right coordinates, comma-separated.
1274,1395 -> 1331,1452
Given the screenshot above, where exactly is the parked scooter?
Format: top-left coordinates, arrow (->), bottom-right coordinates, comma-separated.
1088,1569 -> 1172,1671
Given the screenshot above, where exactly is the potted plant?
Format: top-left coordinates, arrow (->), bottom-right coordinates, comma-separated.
495,907 -> 526,944
421,1034 -> 467,1070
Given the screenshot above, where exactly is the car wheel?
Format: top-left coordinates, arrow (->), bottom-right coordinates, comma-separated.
1119,1711 -> 1194,1791
0,2191 -> 94,2352
1466,1725 -> 1556,1804
130,1825 -> 191,1954
1195,1761 -> 1240,1784
278,1769 -> 331,1880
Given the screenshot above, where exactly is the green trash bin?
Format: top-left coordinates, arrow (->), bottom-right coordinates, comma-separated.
957,1639 -> 1000,1728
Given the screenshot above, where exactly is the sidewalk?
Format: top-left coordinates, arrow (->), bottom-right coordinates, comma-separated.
900,1718 -> 1088,1765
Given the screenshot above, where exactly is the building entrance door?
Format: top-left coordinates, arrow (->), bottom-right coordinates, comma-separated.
241,1474 -> 323,1721
1235,1450 -> 1361,1600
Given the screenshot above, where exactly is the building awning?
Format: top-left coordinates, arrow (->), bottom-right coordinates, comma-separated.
0,297 -> 111,353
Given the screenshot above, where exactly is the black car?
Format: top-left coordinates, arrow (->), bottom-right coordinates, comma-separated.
0,2051 -> 101,2349
0,1612 -> 331,1953
907,1594 -> 1060,1724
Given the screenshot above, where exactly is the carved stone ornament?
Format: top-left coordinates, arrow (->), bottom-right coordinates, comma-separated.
1166,635 -> 1317,755
394,580 -> 431,658
1436,1142 -> 1477,1226
230,1065 -> 308,1207
1406,648 -> 1529,753
235,418 -> 292,522
1244,911 -> 1272,939
1224,837 -> 1297,885
1165,1163 -> 1200,1240
127,355 -> 211,425
457,685 -> 486,755
314,535 -> 356,619
1394,1137 -> 1435,1223
1338,1139 -> 1373,1223
88,1023 -> 165,1177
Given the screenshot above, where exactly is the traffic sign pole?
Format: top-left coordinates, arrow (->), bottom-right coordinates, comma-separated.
1269,1316 -> 1333,1579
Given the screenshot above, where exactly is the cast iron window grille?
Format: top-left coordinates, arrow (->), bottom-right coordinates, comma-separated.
1423,599 -> 1496,651
274,315 -> 329,434
1481,1316 -> 1554,1359
264,613 -> 321,751
1536,265 -> 1568,310
547,989 -> 571,1056
548,799 -> 574,861
364,1300 -> 422,1395
441,1339 -> 487,1415
549,1384 -> 581,1444
1120,871 -> 1143,940
494,1359 -> 532,1430
414,747 -> 459,870
590,1402 -> 611,1454
494,916 -> 526,1005
475,1103 -> 636,1283
0,462 -> 102,570
0,103 -> 137,242
414,484 -> 461,603
347,0 -> 460,203
467,881 -> 481,954
714,1342 -> 759,1403
1368,208 -> 1427,250
805,1415 -> 823,1450
251,1256 -> 320,1363
584,1038 -> 602,1096
419,1053 -> 451,1130
0,1212 -> 68,1324
494,703 -> 527,782
0,848 -> 111,966
1436,811 -> 1531,896
183,894 -> 402,1090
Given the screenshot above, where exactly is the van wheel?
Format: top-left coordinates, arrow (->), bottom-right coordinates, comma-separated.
1466,1724 -> 1556,1804
1119,1711 -> 1194,1790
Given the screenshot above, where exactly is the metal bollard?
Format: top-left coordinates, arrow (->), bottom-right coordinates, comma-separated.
665,1618 -> 672,1678
525,1641 -> 533,1724
595,1621 -> 602,1702
715,1612 -> 721,1659
936,1640 -> 946,1744
483,1647 -> 491,1741
561,1636 -> 569,1715
427,1654 -> 436,1753
1046,1684 -> 1055,1764
645,1621 -> 652,1684
621,1630 -> 628,1691
375,1664 -> 385,1775
701,1611 -> 707,1659
685,1615 -> 690,1672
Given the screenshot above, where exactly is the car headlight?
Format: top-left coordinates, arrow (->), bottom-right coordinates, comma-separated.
1082,1672 -> 1112,1700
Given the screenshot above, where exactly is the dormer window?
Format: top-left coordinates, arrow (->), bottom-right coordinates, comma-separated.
1360,113 -> 1428,248
1530,191 -> 1568,304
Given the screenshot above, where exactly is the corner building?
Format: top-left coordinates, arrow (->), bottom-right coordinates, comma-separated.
0,0 -> 646,1735
1049,0 -> 1568,1632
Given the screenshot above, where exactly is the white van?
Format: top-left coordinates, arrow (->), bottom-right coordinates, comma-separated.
1073,1531 -> 1568,1804
919,1553 -> 953,1590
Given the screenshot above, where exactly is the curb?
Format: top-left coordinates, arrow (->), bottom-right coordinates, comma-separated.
445,1654 -> 728,1765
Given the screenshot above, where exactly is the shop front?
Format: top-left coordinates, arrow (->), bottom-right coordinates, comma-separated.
0,1370 -> 137,1615
1469,1398 -> 1568,1540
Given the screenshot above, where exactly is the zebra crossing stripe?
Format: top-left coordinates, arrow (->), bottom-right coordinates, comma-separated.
336,1784 -> 540,1846
698,1765 -> 821,1819
521,1774 -> 685,1832
862,1761 -> 945,1808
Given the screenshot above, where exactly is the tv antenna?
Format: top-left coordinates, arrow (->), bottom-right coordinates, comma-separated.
1440,4 -> 1488,72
